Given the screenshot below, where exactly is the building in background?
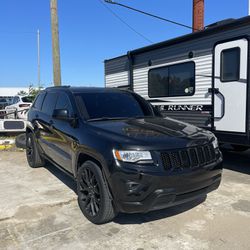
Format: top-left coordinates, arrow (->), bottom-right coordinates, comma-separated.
0,87 -> 29,97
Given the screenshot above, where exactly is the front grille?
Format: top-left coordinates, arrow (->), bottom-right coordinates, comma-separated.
161,143 -> 216,171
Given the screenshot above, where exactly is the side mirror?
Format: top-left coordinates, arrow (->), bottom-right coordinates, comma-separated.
52,109 -> 70,121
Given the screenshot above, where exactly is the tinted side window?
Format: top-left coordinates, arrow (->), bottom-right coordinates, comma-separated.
33,93 -> 45,110
13,97 -> 18,104
41,92 -> 58,116
22,96 -> 34,103
55,93 -> 73,115
221,47 -> 240,82
148,62 -> 195,98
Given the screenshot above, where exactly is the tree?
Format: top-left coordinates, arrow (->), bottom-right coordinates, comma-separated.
17,90 -> 28,96
17,84 -> 43,98
28,84 -> 43,97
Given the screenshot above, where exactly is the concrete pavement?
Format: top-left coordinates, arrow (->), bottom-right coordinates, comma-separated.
0,150 -> 250,250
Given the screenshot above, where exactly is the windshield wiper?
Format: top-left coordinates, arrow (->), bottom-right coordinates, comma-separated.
87,117 -> 129,122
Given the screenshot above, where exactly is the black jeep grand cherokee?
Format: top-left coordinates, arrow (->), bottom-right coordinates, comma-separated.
26,86 -> 222,224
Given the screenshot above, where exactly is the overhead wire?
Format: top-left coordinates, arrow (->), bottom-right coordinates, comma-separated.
98,0 -> 153,44
105,0 -> 200,32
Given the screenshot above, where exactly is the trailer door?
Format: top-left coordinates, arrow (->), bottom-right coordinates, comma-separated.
214,38 -> 248,133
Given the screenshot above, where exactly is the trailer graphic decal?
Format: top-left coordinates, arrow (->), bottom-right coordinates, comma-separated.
155,105 -> 212,112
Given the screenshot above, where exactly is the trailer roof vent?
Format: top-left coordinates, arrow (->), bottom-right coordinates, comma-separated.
206,18 -> 235,29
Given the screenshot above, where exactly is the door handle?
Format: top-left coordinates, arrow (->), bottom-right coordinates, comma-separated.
35,114 -> 39,118
214,88 -> 225,120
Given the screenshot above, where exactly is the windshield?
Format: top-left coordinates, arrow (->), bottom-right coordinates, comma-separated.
22,96 -> 35,103
76,91 -> 154,121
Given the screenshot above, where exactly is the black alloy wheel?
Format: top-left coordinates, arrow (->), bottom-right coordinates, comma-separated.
78,167 -> 101,217
26,133 -> 44,168
77,161 -> 116,224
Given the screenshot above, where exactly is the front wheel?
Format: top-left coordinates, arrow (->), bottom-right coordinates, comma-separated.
77,161 -> 116,224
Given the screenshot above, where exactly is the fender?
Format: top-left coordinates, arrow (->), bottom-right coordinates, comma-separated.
73,146 -> 111,180
26,121 -> 34,132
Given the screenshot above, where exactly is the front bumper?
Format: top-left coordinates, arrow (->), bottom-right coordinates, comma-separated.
109,154 -> 223,214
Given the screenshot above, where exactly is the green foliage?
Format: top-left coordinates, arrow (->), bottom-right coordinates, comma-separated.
28,85 -> 43,97
17,84 -> 43,98
17,90 -> 28,96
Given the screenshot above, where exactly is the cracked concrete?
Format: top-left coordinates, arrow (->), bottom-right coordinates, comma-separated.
0,150 -> 250,250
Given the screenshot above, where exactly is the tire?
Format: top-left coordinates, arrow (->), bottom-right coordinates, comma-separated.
15,133 -> 26,149
77,161 -> 116,224
231,145 -> 249,152
26,132 -> 45,168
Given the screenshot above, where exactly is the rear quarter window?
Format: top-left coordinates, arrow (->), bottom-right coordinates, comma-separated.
33,93 -> 46,111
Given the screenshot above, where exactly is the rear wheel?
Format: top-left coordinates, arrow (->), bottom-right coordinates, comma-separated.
26,132 -> 45,168
77,161 -> 116,224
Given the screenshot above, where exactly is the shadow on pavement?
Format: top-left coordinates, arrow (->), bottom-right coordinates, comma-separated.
222,150 -> 250,175
45,162 -> 77,193
114,196 -> 206,225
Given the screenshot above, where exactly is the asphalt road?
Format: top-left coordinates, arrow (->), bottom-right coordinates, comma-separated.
0,150 -> 250,250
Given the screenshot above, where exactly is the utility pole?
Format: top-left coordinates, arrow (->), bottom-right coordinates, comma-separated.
37,29 -> 41,87
50,0 -> 62,86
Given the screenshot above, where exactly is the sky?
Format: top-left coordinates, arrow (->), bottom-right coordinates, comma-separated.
0,0 -> 248,88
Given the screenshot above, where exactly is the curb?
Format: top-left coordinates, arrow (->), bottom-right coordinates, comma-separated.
0,139 -> 15,151
0,139 -> 15,145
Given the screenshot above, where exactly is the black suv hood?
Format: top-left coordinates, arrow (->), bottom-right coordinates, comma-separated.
89,117 -> 214,150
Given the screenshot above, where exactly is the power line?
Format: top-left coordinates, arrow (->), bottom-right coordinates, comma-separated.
98,0 -> 153,44
105,0 -> 200,31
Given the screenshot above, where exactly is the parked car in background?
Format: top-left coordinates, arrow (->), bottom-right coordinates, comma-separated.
5,95 -> 34,119
0,98 -> 8,118
0,98 -> 9,109
26,86 -> 223,224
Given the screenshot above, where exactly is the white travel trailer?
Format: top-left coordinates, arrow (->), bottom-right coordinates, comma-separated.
104,16 -> 250,150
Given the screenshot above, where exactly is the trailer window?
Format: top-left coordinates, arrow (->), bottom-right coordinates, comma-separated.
221,47 -> 240,82
148,62 -> 195,98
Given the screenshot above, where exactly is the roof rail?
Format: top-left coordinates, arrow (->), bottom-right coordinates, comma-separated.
46,85 -> 71,89
206,18 -> 235,29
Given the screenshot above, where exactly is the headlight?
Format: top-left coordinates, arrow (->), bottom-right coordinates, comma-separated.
113,150 -> 152,163
212,137 -> 219,149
